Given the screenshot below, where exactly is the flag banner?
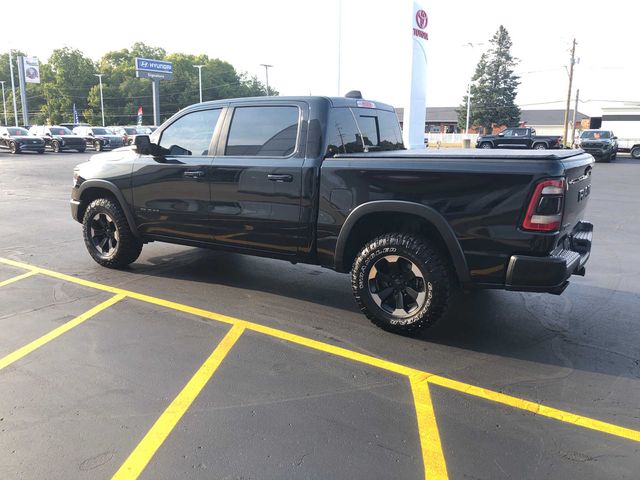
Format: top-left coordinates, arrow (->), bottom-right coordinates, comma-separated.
137,106 -> 143,126
23,57 -> 40,84
73,104 -> 79,124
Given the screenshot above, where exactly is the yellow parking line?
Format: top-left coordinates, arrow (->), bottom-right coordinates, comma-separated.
111,324 -> 244,480
0,294 -> 125,372
427,375 -> 640,443
0,270 -> 38,288
410,376 -> 449,480
1,256 -> 639,447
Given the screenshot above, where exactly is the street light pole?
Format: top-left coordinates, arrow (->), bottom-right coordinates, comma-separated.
260,64 -> 273,96
0,81 -> 7,126
94,74 -> 105,127
8,50 -> 19,126
465,82 -> 472,135
193,65 -> 204,103
462,42 -> 484,137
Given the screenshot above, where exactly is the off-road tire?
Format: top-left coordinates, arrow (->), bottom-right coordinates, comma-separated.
351,233 -> 453,335
82,198 -> 142,268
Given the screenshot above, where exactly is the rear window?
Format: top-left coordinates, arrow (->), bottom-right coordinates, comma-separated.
325,107 -> 404,157
225,106 -> 299,157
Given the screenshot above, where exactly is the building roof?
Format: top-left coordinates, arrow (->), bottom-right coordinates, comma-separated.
395,107 -> 588,126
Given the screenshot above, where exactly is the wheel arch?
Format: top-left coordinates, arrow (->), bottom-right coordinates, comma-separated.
77,180 -> 140,239
334,200 -> 470,284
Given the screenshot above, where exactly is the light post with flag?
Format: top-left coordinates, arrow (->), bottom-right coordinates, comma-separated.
137,106 -> 143,126
72,103 -> 79,125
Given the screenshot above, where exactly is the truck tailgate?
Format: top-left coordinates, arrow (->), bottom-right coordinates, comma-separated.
562,155 -> 594,233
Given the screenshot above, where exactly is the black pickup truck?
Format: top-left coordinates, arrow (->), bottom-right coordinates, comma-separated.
70,95 -> 594,334
476,127 -> 562,150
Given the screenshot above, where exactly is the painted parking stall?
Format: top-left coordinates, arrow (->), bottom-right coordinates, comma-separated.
1,256 -> 639,479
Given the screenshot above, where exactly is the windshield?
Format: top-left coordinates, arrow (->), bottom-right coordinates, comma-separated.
91,128 -> 112,135
8,127 -> 29,136
581,131 -> 611,140
50,127 -> 73,135
124,128 -> 138,134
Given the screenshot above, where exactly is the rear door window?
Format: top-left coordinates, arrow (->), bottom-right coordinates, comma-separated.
225,106 -> 299,157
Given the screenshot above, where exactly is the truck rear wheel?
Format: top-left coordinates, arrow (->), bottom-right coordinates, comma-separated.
82,198 -> 142,268
351,233 -> 452,335
533,143 -> 547,150
631,146 -> 640,159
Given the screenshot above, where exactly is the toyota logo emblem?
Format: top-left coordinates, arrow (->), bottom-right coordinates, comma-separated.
416,10 -> 428,30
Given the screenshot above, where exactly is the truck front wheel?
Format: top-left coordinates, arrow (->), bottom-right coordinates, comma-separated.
82,198 -> 142,268
479,142 -> 492,149
351,233 -> 452,335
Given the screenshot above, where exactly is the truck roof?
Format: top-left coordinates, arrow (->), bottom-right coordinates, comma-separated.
189,96 -> 396,112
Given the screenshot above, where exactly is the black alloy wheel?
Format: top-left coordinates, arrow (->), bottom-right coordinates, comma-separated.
367,255 -> 428,319
88,212 -> 120,260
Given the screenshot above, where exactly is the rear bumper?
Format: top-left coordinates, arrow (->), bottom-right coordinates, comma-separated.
505,221 -> 593,294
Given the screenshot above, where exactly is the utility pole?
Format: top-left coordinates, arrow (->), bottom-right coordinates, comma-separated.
8,50 -> 19,126
0,81 -> 7,126
260,64 -> 273,96
94,74 -> 105,127
562,38 -> 577,148
193,65 -> 204,103
571,88 -> 580,148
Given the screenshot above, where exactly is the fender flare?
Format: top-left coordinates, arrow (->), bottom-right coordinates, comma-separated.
77,179 -> 141,239
334,200 -> 470,283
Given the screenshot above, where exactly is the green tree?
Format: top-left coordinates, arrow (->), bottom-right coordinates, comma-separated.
31,47 -> 96,124
458,26 -> 520,133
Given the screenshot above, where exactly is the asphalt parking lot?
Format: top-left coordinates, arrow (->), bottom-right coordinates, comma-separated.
1,151 -> 639,479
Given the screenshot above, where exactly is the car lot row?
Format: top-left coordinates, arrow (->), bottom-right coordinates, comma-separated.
0,125 -> 156,154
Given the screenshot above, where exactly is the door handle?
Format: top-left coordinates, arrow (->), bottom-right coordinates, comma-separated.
267,174 -> 293,183
183,170 -> 205,178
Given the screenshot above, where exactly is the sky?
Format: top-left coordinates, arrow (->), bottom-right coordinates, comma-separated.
4,0 -> 639,117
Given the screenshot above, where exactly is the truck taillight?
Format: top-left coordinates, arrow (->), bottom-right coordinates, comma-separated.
522,179 -> 565,232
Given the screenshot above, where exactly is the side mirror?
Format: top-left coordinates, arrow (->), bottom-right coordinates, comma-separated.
612,136 -> 618,140
134,135 -> 153,155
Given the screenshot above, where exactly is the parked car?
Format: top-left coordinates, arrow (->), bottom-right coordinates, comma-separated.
578,130 -> 618,163
0,126 -> 46,154
71,95 -> 594,335
476,127 -> 562,150
59,122 -> 91,130
109,126 -> 140,145
29,125 -> 86,152
73,126 -> 125,151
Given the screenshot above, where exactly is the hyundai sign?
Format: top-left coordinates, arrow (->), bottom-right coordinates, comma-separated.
135,57 -> 173,80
